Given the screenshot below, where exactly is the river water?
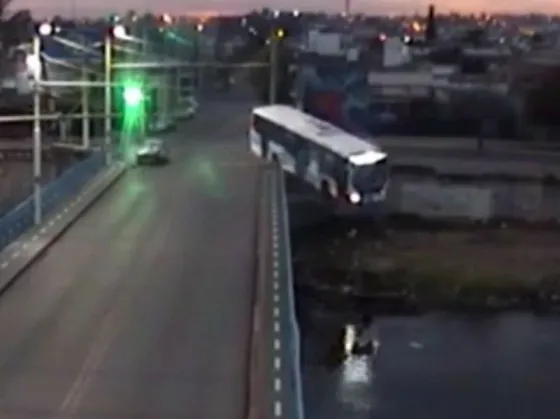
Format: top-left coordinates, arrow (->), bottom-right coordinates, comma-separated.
299,298 -> 560,419
288,169 -> 560,419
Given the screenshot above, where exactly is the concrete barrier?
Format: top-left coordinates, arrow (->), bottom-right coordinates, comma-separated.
275,170 -> 305,419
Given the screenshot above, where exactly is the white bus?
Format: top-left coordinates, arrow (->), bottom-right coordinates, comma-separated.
250,105 -> 389,205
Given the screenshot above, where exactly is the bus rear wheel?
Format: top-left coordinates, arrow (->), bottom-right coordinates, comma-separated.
321,181 -> 331,200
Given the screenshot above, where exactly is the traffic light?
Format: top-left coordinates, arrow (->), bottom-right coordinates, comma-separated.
122,84 -> 143,107
273,28 -> 285,39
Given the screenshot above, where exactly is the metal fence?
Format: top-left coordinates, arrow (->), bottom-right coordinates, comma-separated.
0,151 -> 105,251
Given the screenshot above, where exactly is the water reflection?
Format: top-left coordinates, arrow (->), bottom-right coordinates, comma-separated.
301,299 -> 560,419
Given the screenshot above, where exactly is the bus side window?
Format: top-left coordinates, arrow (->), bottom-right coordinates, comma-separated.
278,129 -> 297,153
320,152 -> 336,175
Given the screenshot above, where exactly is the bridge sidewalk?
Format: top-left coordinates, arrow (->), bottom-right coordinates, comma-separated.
0,161 -> 125,292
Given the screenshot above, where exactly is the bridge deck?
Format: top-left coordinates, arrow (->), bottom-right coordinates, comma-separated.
0,107 -> 262,419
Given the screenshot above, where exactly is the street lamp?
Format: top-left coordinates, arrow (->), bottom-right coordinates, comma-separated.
104,23 -> 128,165
37,22 -> 60,37
111,24 -> 127,40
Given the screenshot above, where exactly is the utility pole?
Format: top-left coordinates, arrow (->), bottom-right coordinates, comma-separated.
81,32 -> 90,149
32,32 -> 42,225
104,32 -> 113,165
269,37 -> 277,104
269,28 -> 283,104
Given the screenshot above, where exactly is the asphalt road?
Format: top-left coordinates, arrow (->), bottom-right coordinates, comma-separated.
0,102 -> 261,419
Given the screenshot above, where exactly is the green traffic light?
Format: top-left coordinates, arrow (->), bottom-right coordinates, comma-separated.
123,86 -> 143,106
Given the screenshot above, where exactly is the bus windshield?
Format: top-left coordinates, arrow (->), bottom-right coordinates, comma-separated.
350,159 -> 388,193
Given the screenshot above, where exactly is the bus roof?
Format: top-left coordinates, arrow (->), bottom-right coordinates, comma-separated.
252,105 -> 386,163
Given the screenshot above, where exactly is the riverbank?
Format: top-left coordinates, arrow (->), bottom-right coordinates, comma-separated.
293,216 -> 560,313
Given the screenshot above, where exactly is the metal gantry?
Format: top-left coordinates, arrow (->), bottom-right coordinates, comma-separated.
12,17 -> 275,226
24,20 -> 192,225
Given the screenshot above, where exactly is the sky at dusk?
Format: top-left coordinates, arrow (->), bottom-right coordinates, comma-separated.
17,0 -> 560,17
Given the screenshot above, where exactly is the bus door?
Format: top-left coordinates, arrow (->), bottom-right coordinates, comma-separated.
295,141 -> 310,178
318,152 -> 343,197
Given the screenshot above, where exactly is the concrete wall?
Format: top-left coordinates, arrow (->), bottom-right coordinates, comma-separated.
388,174 -> 560,222
286,173 -> 560,226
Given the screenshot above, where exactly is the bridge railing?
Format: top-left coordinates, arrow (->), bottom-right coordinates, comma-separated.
0,151 -> 105,252
276,171 -> 305,419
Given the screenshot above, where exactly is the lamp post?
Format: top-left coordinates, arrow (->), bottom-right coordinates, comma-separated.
31,22 -> 56,225
104,23 -> 127,165
80,32 -> 90,149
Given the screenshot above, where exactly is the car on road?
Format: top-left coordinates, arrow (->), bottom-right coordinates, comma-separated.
135,139 -> 170,165
149,115 -> 177,134
175,96 -> 199,120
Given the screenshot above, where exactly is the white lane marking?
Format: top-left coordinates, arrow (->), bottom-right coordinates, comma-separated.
274,401 -> 282,417
270,175 -> 285,418
0,262 -> 8,269
11,252 -> 19,259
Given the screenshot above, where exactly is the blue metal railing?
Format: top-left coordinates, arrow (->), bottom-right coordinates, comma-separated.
0,152 -> 105,252
277,171 -> 305,419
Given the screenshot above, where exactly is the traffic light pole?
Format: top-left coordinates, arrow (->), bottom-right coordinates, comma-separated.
32,34 -> 43,225
104,34 -> 112,165
269,35 -> 278,104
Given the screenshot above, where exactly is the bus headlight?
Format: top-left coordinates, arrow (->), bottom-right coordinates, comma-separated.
349,192 -> 361,204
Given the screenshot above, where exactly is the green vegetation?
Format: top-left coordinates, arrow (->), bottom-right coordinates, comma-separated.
294,220 -> 560,312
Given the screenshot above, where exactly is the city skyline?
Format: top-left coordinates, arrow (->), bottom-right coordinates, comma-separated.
17,0 -> 560,17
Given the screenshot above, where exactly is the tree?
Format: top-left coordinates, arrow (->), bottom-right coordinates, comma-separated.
0,0 -> 33,81
0,0 -> 32,51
